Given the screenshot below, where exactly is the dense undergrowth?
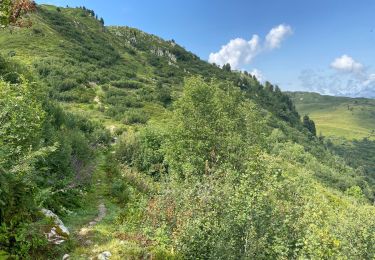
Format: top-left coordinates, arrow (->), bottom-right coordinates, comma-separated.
109,78 -> 375,259
0,56 -> 111,258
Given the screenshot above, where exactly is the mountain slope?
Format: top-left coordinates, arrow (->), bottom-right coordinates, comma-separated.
0,4 -> 300,128
288,91 -> 375,140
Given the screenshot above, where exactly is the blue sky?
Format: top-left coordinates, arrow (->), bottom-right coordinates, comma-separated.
37,0 -> 375,97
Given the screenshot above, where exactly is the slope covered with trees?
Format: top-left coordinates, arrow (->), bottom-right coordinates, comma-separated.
289,91 -> 375,213
0,4 -> 374,259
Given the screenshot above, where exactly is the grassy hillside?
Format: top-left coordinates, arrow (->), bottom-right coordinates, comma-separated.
0,5 -> 301,129
1,4 -> 375,259
289,92 -> 375,140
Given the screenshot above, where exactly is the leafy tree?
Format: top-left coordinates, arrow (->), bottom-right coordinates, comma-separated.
0,0 -> 36,27
264,81 -> 274,92
303,115 -> 316,136
0,79 -> 45,164
163,77 -> 264,177
222,63 -> 231,71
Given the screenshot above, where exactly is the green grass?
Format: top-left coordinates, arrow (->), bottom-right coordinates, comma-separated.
289,92 -> 375,140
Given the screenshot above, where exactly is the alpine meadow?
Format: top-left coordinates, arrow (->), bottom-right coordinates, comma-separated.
0,1 -> 374,259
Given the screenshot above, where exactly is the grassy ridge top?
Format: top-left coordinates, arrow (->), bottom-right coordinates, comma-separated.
289,92 -> 375,140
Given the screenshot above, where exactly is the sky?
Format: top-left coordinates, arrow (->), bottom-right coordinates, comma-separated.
37,0 -> 375,97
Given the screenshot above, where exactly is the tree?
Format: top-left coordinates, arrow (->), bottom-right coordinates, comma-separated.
222,63 -> 231,72
264,81 -> 274,92
303,115 -> 316,136
99,17 -> 104,26
0,0 -> 36,28
163,77 -> 263,177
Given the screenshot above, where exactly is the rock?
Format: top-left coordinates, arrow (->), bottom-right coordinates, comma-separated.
97,251 -> 111,260
79,227 -> 89,236
41,208 -> 70,244
41,209 -> 70,237
45,227 -> 66,244
62,254 -> 70,260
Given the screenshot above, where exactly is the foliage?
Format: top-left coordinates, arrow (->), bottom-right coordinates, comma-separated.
327,137 -> 375,200
303,114 -> 316,136
0,56 -> 110,257
114,77 -> 375,259
0,0 -> 36,27
163,77 -> 265,177
1,5 -> 375,259
0,79 -> 45,165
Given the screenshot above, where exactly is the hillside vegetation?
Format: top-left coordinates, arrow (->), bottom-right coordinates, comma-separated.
289,92 -> 375,198
0,4 -> 375,259
288,92 -> 375,140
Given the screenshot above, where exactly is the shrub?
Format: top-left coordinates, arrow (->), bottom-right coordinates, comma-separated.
58,79 -> 78,92
115,130 -> 140,166
91,127 -> 112,146
123,109 -> 149,124
32,28 -> 44,35
110,181 -> 130,205
111,79 -> 143,89
133,127 -> 166,178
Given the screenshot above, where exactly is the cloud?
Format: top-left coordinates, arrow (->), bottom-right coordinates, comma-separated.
208,35 -> 261,69
265,24 -> 293,49
362,73 -> 375,86
208,24 -> 292,69
330,55 -> 364,73
299,55 -> 375,97
299,70 -> 341,96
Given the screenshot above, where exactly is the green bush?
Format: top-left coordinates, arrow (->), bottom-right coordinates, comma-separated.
92,127 -> 112,146
123,109 -> 149,124
111,79 -> 143,89
110,181 -> 130,205
115,130 -> 140,166
58,79 -> 79,92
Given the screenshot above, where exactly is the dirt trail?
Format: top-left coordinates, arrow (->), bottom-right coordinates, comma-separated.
89,203 -> 107,226
78,202 -> 107,244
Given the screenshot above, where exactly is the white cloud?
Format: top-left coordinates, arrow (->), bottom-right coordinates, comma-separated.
363,73 -> 375,86
265,24 -> 293,49
250,68 -> 264,82
208,35 -> 261,69
330,55 -> 364,73
208,24 -> 292,70
299,55 -> 375,97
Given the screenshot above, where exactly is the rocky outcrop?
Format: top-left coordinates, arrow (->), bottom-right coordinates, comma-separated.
41,208 -> 70,244
97,251 -> 111,260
